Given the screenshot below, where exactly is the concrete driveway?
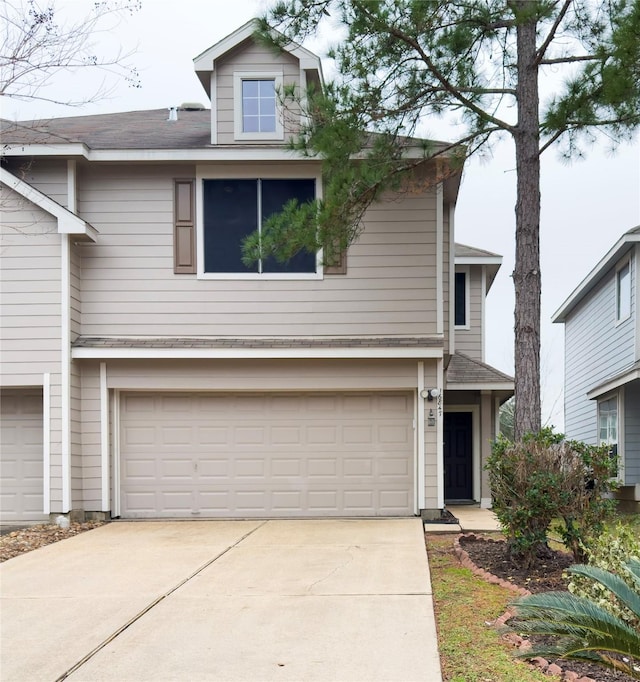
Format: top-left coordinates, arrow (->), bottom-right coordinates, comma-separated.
1,519 -> 441,682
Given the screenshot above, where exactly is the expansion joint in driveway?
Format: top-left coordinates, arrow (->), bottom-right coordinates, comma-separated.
54,521 -> 267,682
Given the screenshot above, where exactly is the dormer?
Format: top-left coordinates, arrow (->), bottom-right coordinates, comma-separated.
193,19 -> 323,146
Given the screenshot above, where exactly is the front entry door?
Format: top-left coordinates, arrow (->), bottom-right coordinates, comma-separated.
444,412 -> 473,501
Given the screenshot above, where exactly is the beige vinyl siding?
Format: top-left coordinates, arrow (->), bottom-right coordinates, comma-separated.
80,364 -> 102,511
70,246 -> 83,508
0,184 -> 66,512
78,164 -> 440,338
76,358 -> 440,513
103,358 -> 420,390
454,265 -> 483,361
0,187 -> 62,382
442,204 -> 451,356
19,159 -> 69,207
422,363 -> 439,508
215,41 -> 301,145
70,246 -> 82,341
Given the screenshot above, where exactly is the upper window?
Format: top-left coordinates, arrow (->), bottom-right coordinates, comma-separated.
234,72 -> 283,141
202,178 -> 316,276
616,261 -> 631,322
454,270 -> 469,328
242,80 -> 276,133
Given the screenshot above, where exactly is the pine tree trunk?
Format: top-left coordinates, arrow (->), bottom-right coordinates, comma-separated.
513,4 -> 542,441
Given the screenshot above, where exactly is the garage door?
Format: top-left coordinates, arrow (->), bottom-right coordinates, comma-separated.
0,389 -> 46,523
119,392 -> 414,518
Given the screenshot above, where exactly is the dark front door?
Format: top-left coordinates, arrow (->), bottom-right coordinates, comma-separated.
444,412 -> 473,501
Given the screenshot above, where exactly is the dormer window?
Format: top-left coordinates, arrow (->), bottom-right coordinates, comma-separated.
242,80 -> 276,133
234,72 -> 284,141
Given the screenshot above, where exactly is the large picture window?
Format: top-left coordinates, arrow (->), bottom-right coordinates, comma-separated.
203,178 -> 316,275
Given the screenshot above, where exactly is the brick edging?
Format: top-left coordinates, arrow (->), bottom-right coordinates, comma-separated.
452,533 -> 597,682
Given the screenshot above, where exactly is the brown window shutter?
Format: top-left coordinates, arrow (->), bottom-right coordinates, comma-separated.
174,179 -> 196,273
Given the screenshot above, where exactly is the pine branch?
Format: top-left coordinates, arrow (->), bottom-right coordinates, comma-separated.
352,0 -> 515,134
535,0 -> 573,66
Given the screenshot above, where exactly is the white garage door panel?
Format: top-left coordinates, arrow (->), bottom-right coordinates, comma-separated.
0,389 -> 46,522
120,392 -> 414,518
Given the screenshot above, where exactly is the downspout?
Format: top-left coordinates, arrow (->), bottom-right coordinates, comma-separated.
481,267 -> 487,363
417,361 -> 426,511
436,183 -> 444,336
436,357 -> 444,509
43,373 -> 51,515
61,160 -> 76,512
449,203 -> 455,356
100,362 -> 110,511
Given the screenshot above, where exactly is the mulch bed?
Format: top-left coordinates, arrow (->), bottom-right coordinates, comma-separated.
456,533 -> 637,682
0,521 -> 104,562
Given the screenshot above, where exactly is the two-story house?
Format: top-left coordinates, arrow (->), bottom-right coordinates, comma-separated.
553,226 -> 640,511
0,20 -> 513,525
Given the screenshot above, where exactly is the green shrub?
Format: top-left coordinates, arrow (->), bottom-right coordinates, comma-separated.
486,429 -> 618,568
508,561 -> 640,679
510,561 -> 640,680
567,522 -> 640,628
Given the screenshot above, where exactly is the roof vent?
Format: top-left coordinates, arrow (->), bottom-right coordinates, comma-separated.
167,107 -> 178,122
179,102 -> 206,111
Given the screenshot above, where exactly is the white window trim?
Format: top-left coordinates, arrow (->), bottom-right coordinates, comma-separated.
598,389 -> 624,483
234,71 -> 284,141
454,266 -> 471,330
615,257 -> 632,325
195,165 -> 324,280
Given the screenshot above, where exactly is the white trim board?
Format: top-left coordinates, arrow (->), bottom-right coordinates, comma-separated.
72,347 -> 445,360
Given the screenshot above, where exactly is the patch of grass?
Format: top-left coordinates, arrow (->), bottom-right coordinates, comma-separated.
613,511 -> 640,540
426,534 -> 549,682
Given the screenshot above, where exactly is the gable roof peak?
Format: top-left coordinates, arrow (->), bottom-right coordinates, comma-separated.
193,18 -> 322,99
553,225 -> 640,323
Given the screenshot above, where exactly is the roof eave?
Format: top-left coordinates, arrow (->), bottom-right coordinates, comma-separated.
586,362 -> 640,399
1,167 -> 97,242
445,381 -> 515,391
553,229 -> 640,323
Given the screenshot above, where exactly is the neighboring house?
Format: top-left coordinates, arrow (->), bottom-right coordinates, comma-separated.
553,226 -> 640,511
0,20 -> 513,524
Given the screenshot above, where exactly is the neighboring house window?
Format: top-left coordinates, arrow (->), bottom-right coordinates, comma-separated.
203,178 -> 316,275
234,72 -> 283,140
598,395 -> 619,476
454,270 -> 469,327
616,260 -> 631,322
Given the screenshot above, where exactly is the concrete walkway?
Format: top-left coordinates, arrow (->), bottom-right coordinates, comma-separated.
425,505 -> 502,533
1,519 -> 441,682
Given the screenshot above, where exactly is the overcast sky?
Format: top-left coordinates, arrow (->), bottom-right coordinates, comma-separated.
4,0 -> 639,429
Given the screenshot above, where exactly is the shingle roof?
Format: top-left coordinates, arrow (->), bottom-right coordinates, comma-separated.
455,243 -> 501,259
446,352 -> 513,386
72,336 -> 444,349
1,109 -> 213,149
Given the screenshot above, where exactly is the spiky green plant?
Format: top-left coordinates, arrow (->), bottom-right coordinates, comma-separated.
510,560 -> 640,679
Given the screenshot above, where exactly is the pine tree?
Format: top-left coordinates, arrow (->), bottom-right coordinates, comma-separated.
251,0 -> 640,439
